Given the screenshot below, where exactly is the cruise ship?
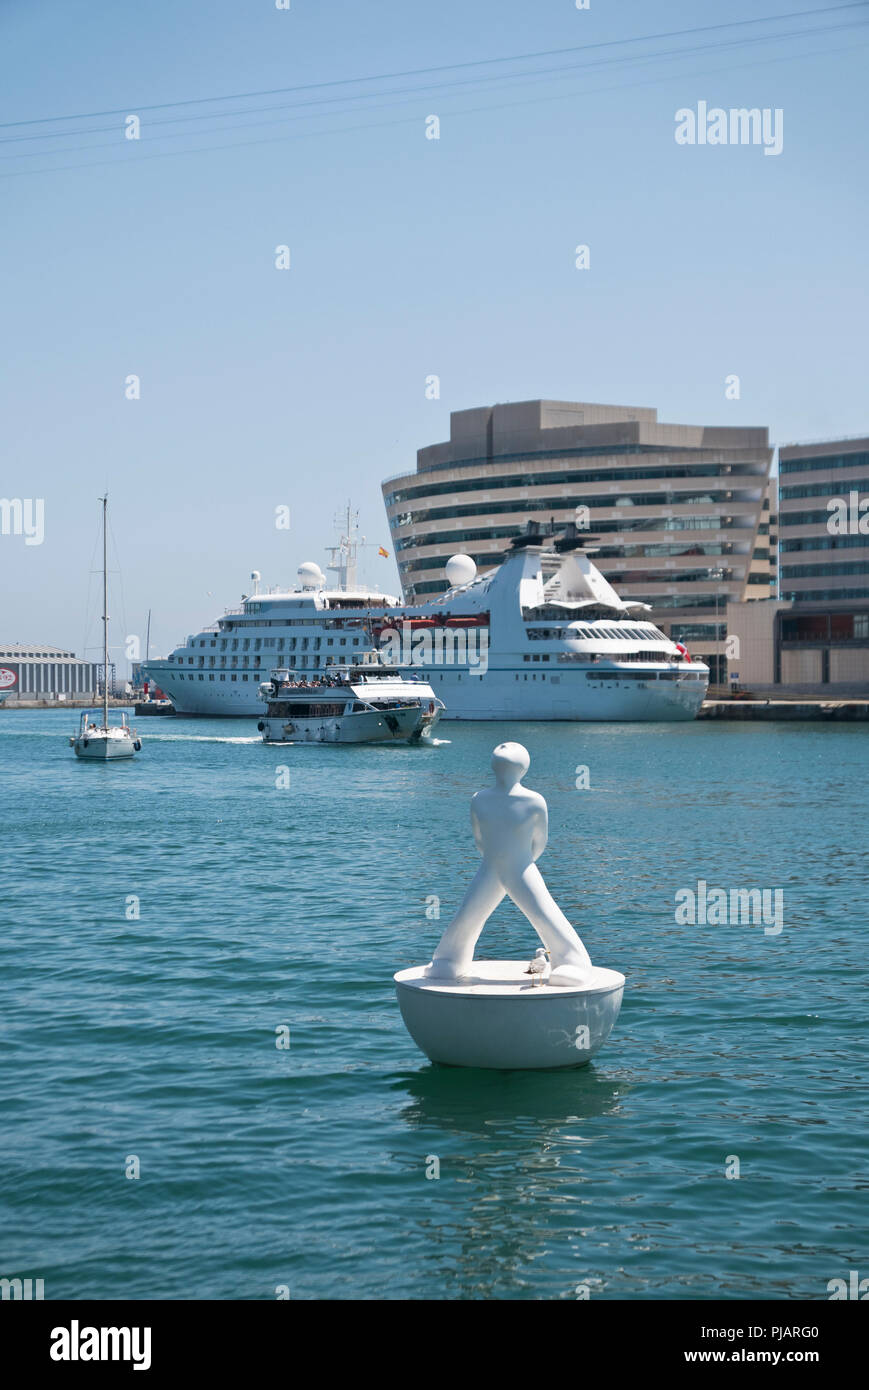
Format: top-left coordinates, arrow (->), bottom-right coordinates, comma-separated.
145,517 -> 709,720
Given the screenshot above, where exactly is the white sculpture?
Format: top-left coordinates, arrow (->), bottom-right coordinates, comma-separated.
427,742 -> 593,986
395,741 -> 624,1068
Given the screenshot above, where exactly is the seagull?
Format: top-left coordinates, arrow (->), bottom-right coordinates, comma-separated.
525,947 -> 551,986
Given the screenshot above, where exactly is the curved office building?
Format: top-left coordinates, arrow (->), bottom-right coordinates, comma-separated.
382,399 -> 775,681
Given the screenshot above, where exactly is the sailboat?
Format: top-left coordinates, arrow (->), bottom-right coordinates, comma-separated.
70,495 -> 141,760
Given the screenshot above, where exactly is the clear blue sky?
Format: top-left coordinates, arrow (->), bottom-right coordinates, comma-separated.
1,0 -> 867,667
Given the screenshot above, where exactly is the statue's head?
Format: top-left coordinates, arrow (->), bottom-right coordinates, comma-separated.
491,741 -> 530,788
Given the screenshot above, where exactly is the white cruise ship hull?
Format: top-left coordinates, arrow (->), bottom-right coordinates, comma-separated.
428,668 -> 706,721
154,665 -> 704,721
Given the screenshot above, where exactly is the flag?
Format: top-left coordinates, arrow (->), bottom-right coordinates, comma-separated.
378,546 -> 389,557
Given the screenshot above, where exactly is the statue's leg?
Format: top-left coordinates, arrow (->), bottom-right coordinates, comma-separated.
427,864 -> 506,979
503,864 -> 592,972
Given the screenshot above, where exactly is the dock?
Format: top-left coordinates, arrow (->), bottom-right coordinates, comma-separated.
699,700 -> 869,721
0,698 -> 136,712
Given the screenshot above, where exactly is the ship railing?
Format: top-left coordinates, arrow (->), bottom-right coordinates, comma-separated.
558,649 -> 679,664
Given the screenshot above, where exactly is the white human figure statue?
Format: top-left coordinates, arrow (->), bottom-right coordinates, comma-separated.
427,742 -> 593,986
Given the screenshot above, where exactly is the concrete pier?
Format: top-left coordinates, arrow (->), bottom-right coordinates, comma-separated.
0,698 -> 135,712
699,700 -> 869,720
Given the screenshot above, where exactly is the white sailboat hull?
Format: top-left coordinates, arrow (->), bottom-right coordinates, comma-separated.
73,732 -> 137,759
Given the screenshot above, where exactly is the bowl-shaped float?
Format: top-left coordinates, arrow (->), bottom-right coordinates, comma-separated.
394,960 -> 625,1070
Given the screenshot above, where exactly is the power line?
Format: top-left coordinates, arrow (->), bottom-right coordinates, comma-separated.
2,33 -> 862,181
0,2 -> 863,132
0,14 -> 864,166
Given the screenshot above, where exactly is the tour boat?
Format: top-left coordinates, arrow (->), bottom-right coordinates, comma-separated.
256,658 -> 443,744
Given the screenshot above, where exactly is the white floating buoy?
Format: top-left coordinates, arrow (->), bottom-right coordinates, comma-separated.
394,742 -> 625,1069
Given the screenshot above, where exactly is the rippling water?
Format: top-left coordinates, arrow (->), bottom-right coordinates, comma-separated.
1,709 -> 866,1300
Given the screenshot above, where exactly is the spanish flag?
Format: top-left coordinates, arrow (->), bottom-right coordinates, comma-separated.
378,546 -> 389,557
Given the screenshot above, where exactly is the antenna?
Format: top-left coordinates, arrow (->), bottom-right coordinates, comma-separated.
325,501 -> 359,590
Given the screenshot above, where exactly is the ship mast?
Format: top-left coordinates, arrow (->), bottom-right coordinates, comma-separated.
102,494 -> 109,728
325,501 -> 360,590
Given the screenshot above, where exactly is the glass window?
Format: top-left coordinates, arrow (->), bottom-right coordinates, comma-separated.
781,614 -> 828,641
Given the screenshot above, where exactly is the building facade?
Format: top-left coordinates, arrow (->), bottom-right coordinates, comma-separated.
383,399 -> 775,680
726,598 -> 869,695
0,645 -> 103,702
778,435 -> 869,602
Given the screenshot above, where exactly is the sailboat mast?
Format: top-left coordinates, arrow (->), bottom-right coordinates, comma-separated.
102,494 -> 109,728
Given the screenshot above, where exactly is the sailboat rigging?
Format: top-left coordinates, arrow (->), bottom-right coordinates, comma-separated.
69,495 -> 141,761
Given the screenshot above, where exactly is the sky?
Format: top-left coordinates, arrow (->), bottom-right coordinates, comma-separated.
1,0 -> 867,669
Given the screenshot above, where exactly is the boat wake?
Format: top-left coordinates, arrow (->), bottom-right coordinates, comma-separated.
143,733 -> 261,744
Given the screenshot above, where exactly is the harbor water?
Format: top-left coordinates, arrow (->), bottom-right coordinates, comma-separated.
1,710 -> 866,1300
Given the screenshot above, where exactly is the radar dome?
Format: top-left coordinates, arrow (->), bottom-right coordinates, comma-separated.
297,562 -> 326,589
445,554 -> 477,588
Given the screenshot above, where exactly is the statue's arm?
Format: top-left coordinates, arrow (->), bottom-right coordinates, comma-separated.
531,802 -> 548,860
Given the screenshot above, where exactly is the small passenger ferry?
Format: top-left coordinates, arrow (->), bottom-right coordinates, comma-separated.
256,658 -> 444,744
